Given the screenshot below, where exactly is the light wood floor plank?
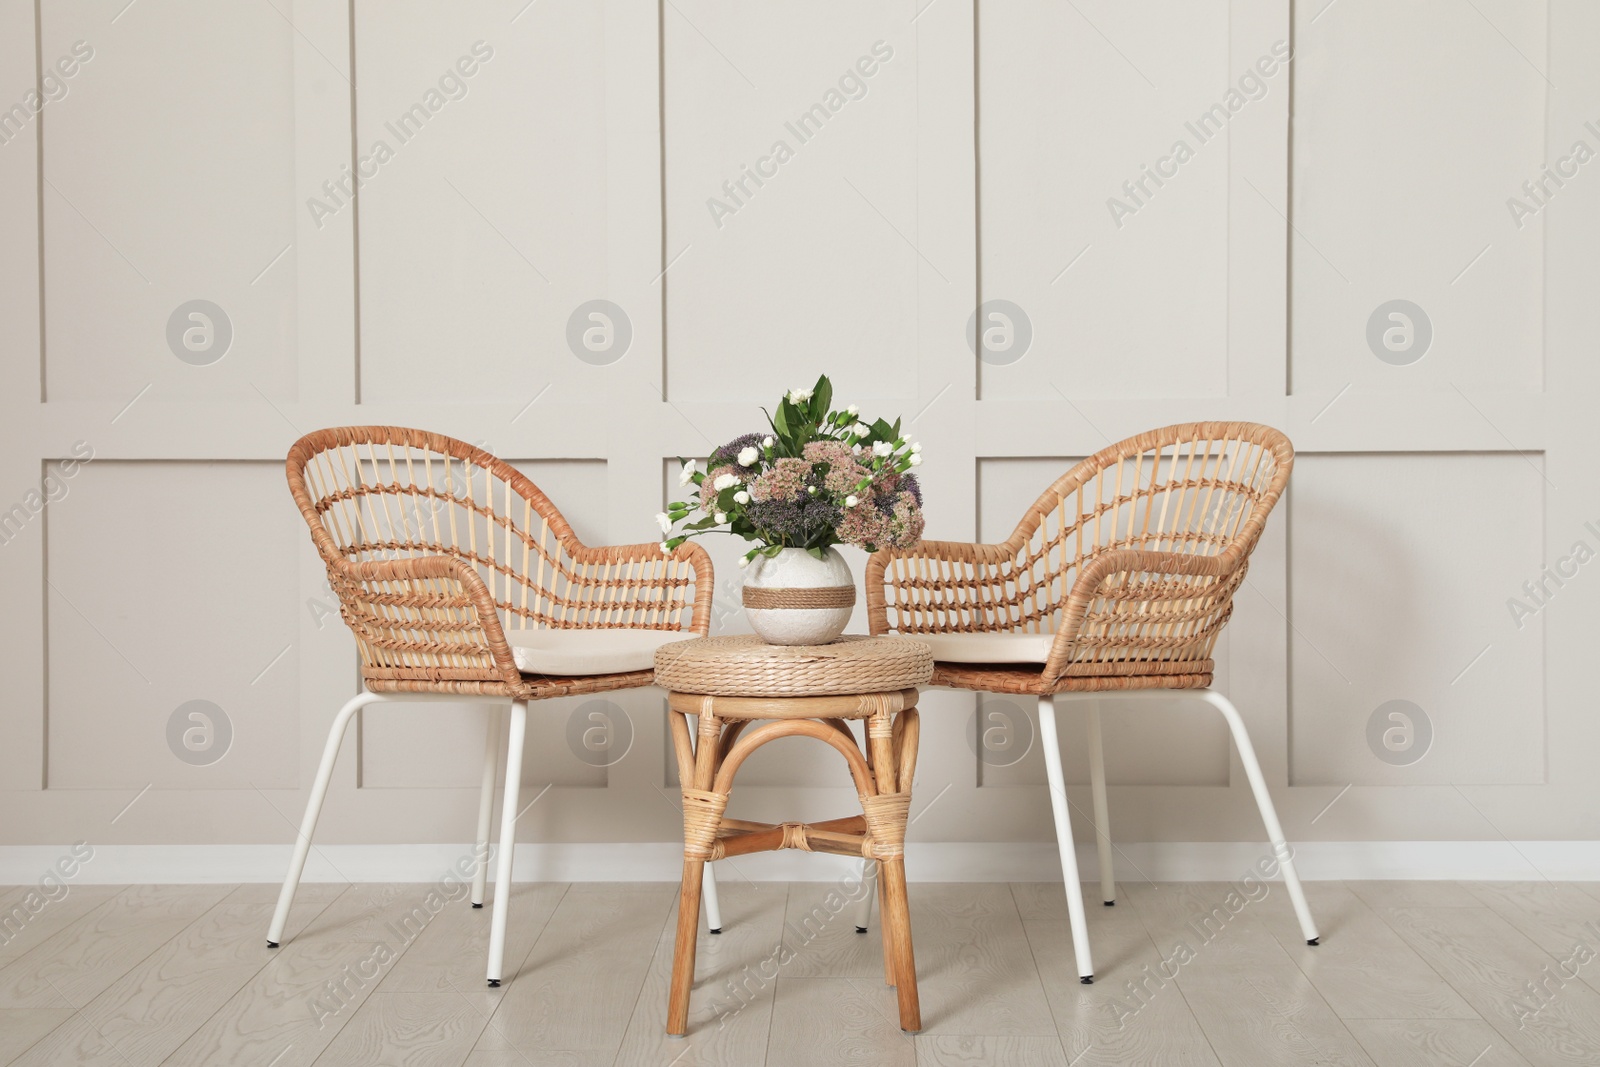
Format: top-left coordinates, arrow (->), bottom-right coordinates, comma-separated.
376,881 -> 569,1035
1463,882 -> 1600,996
902,883 -> 1056,1037
463,1053 -> 611,1067
5,1014 -> 136,1067
0,885 -> 230,1011
1256,883 -> 1477,1020
64,883 -> 342,1067
1127,883 -> 1377,1067
0,887 -> 121,967
766,977 -> 915,1067
0,1008 -> 73,1065
914,1035 -> 1072,1066
610,881 -> 788,1066
484,883 -> 676,1054
160,934 -> 395,1067
310,991 -> 482,1066
1346,881 -> 1484,909
1344,1019 -> 1534,1067
776,872 -> 882,979
1377,904 -> 1600,1065
1013,881 -> 1222,1067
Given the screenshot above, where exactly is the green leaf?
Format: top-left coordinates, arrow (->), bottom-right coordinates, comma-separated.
811,376 -> 832,421
871,417 -> 894,440
807,546 -> 826,560
773,402 -> 790,438
763,544 -> 783,558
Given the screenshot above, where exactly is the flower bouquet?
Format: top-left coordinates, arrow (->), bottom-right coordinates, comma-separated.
658,374 -> 925,644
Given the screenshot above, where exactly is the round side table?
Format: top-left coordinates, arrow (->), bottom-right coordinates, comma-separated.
653,634 -> 933,1036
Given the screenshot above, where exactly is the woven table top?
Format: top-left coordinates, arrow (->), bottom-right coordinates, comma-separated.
654,634 -> 933,697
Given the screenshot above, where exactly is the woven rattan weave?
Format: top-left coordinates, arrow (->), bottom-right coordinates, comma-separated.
653,633 -> 932,697
866,421 -> 1292,692
286,426 -> 712,698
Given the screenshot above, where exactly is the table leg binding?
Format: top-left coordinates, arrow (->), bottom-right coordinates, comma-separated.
859,791 -> 911,859
682,788 -> 730,860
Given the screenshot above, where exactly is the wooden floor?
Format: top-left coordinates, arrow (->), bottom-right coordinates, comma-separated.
1,878 -> 1598,1065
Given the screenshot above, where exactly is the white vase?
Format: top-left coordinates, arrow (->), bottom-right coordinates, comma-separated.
742,546 -> 855,646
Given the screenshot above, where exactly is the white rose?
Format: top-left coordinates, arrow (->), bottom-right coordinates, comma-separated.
713,473 -> 739,491
738,556 -> 751,568
845,404 -> 859,416
807,486 -> 817,495
762,436 -> 774,448
734,491 -> 750,504
872,441 -> 893,457
787,388 -> 812,404
737,446 -> 758,466
910,442 -> 922,454
655,512 -> 671,533
909,453 -> 923,466
660,541 -> 671,554
715,511 -> 728,524
678,459 -> 697,486
845,495 -> 859,508
851,422 -> 870,437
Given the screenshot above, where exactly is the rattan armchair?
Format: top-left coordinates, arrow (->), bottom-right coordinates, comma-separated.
865,421 -> 1318,982
266,426 -> 713,985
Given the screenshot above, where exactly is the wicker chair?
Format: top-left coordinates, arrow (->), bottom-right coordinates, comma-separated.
266,426 -> 713,985
865,421 -> 1318,983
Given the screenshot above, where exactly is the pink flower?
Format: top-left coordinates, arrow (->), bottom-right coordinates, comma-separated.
749,458 -> 810,503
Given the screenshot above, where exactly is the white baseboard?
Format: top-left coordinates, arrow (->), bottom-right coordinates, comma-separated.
4,840 -> 1600,885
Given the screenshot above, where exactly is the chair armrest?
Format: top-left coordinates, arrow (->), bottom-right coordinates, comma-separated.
866,540 -> 1019,635
566,540 -> 714,635
1042,546 -> 1247,684
332,554 -> 523,686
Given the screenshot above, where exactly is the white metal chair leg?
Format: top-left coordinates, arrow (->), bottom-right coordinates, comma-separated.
487,699 -> 527,986
1201,691 -> 1320,945
1086,703 -> 1115,906
267,691 -> 380,947
471,705 -> 505,908
701,865 -> 723,934
853,858 -> 877,932
1039,694 -> 1095,982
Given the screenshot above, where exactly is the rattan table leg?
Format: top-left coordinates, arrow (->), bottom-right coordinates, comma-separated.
879,854 -> 921,1032
668,706 -> 724,1036
864,699 -> 921,1032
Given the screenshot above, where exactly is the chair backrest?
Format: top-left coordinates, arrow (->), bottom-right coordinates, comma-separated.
287,427 -> 707,688
872,422 -> 1292,677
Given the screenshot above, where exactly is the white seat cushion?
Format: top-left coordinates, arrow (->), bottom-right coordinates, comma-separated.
504,628 -> 684,676
917,632 -> 1054,665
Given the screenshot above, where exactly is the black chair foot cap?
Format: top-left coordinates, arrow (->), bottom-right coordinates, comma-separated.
487,979 -> 500,987
709,928 -> 722,935
1080,975 -> 1094,985
855,926 -> 869,934
266,941 -> 278,948
1307,937 -> 1320,946
1104,900 -> 1115,906
471,902 -> 483,909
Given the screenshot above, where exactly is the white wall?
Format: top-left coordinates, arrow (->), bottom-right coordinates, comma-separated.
2,0 -> 1596,878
